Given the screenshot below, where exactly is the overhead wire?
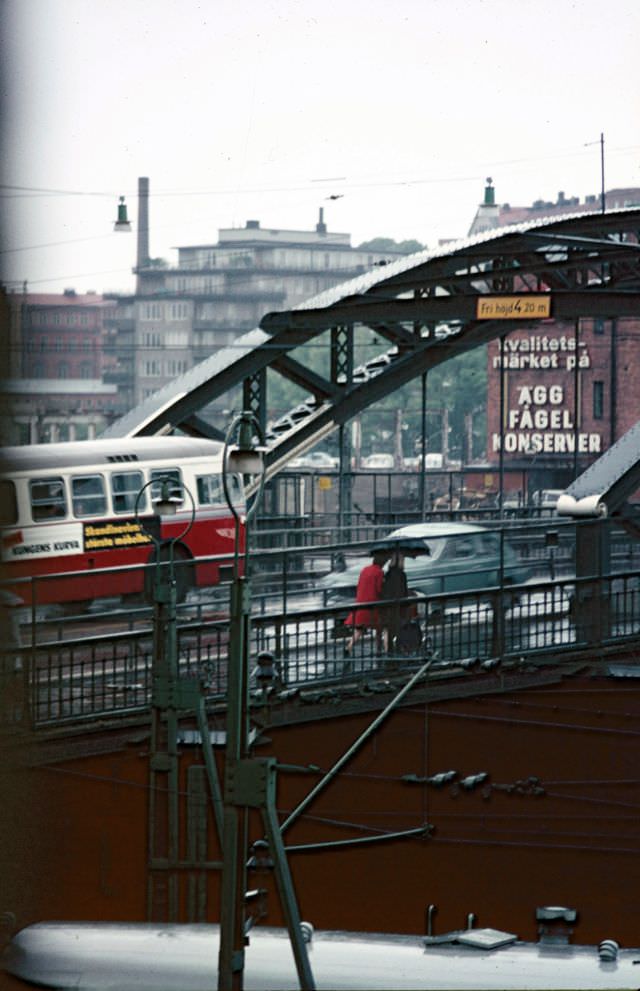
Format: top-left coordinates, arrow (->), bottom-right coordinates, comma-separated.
2,141 -> 639,200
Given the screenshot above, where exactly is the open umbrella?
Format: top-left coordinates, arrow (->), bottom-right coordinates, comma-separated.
370,536 -> 431,558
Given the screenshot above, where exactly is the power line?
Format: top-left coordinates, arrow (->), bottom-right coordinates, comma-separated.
3,143 -> 639,201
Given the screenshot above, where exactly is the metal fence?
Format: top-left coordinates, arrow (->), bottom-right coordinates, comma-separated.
3,567 -> 639,729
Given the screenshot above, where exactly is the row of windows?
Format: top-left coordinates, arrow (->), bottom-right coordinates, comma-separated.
141,330 -> 190,347
26,363 -> 97,379
27,338 -> 97,352
28,311 -> 96,327
1,467 -> 233,526
142,359 -> 189,377
139,302 -> 191,321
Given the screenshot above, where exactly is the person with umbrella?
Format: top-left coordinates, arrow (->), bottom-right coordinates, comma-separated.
380,550 -> 410,653
374,536 -> 429,656
344,549 -> 389,656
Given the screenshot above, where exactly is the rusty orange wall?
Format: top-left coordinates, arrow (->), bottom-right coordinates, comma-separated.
2,675 -> 638,946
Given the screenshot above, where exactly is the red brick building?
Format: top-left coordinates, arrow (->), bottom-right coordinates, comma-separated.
15,289 -> 110,380
469,183 -> 640,489
486,316 -> 640,485
1,289 -> 123,445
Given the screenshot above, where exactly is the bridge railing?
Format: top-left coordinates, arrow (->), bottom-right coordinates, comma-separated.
4,566 -> 639,730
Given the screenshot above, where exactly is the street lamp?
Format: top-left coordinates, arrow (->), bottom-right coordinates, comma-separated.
218,412 -> 265,991
217,412 -> 315,991
113,195 -> 132,232
135,476 -> 195,921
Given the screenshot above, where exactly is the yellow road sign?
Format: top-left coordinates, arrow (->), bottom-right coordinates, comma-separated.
476,296 -> 551,319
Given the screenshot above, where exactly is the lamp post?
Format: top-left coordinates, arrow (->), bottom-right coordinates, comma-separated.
217,412 -> 315,991
218,412 -> 265,991
135,476 -> 195,921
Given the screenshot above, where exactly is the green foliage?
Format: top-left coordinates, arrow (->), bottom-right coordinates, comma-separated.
356,237 -> 425,254
266,323 -> 487,462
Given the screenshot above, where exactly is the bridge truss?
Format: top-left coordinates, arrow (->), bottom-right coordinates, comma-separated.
104,208 -> 640,485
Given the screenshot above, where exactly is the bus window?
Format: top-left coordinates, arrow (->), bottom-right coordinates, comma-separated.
0,480 -> 18,525
196,473 -> 222,505
31,477 -> 67,521
112,470 -> 146,514
150,469 -> 183,505
71,475 -> 107,518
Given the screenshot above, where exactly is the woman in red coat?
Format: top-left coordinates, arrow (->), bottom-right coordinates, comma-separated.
345,551 -> 388,655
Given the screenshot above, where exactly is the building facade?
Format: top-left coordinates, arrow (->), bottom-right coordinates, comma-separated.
469,182 -> 640,490
107,189 -> 406,410
0,289 -> 122,445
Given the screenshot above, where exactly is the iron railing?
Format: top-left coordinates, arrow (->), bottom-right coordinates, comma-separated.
3,567 -> 639,729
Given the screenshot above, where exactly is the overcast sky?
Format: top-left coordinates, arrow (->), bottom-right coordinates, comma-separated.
2,0 -> 639,295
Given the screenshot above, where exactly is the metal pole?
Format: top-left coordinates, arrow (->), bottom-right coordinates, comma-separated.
218,426 -> 254,990
610,318 -> 617,446
281,660 -> 432,834
498,334 -> 505,517
218,564 -> 250,991
420,372 -> 427,518
573,319 -> 580,480
600,132 -> 605,215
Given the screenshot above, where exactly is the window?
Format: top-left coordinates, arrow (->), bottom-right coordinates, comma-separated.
150,469 -> 183,506
196,473 -> 222,505
479,533 -> 500,554
140,302 -> 164,320
111,471 -> 145,513
30,477 -> 67,520
444,537 -> 474,559
0,480 -> 18,525
594,319 -> 605,335
71,475 -> 107,517
169,302 -> 188,320
593,381 -> 604,420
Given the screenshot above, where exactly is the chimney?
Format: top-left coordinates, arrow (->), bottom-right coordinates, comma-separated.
137,177 -> 150,281
316,207 -> 327,234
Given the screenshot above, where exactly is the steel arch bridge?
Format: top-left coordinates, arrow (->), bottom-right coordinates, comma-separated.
103,207 -> 640,483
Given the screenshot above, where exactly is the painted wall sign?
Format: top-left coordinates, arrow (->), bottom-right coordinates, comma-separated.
490,384 -> 602,455
492,334 -> 590,371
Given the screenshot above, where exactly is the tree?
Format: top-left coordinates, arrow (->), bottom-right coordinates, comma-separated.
356,237 -> 425,255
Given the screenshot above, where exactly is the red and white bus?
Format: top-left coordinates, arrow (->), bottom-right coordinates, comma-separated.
0,436 -> 245,607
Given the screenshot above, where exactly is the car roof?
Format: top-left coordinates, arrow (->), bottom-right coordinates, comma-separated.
387,521 -> 485,538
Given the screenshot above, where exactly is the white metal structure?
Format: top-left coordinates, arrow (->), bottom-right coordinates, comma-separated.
3,922 -> 637,990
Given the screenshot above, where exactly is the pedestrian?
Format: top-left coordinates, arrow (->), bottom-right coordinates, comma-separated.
380,551 -> 409,652
344,551 -> 388,655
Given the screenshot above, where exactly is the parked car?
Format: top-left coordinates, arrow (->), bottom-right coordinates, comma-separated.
361,453 -> 395,470
318,522 -> 532,605
531,489 -> 564,510
288,450 -> 339,470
